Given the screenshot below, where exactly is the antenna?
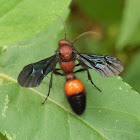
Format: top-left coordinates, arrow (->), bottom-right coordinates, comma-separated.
57,16 -> 67,40
72,31 -> 101,44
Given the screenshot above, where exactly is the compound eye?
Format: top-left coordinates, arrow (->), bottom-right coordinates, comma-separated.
56,51 -> 60,54
56,51 -> 61,58
72,50 -> 76,57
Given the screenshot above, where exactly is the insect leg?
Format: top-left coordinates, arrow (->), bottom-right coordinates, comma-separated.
75,63 -> 81,67
53,69 -> 64,76
87,69 -> 102,92
55,68 -> 61,71
74,68 -> 87,73
42,72 -> 53,104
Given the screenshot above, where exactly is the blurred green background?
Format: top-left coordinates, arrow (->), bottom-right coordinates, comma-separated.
66,0 -> 140,93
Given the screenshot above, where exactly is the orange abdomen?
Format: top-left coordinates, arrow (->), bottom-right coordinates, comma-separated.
65,79 -> 85,96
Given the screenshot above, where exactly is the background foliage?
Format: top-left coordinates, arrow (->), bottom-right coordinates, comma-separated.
0,0 -> 140,140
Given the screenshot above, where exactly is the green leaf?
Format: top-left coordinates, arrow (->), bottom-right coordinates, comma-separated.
0,0 -> 22,17
0,0 -> 71,47
123,51 -> 140,93
0,12 -> 140,140
117,0 -> 140,49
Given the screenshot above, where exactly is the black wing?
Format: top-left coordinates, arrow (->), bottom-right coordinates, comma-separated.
76,53 -> 124,77
18,55 -> 57,87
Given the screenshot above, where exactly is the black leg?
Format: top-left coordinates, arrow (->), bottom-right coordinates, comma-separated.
74,68 -> 87,73
87,70 -> 102,92
53,69 -> 64,76
75,63 -> 81,67
42,72 -> 53,104
55,68 -> 61,71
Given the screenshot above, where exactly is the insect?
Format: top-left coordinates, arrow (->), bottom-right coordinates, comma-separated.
18,20 -> 124,115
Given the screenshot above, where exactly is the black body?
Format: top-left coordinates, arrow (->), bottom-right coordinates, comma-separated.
67,92 -> 86,115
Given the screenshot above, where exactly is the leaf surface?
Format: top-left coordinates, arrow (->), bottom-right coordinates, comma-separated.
0,0 -> 71,47
0,10 -> 140,140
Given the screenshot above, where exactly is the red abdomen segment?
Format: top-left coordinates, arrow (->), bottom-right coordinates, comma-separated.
65,74 -> 86,115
